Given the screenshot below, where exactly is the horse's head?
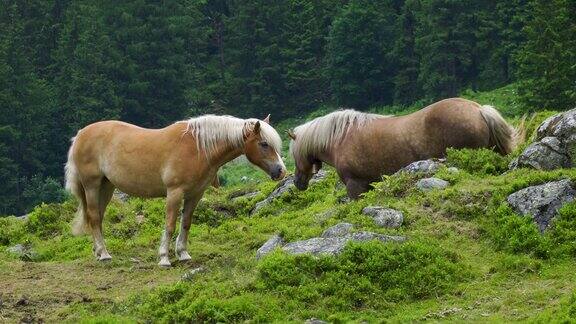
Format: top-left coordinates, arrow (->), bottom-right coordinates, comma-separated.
288,130 -> 322,191
244,115 -> 286,181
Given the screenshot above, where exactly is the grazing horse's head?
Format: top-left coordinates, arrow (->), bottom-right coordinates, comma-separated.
288,130 -> 322,190
244,115 -> 287,181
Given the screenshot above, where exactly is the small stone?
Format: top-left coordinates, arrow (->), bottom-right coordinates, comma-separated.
305,319 -> 328,324
15,296 -> 29,307
181,267 -> 205,281
135,213 -> 145,224
398,159 -> 445,175
447,167 -> 459,173
256,234 -> 284,259
321,223 -> 354,238
362,206 -> 403,228
416,178 -> 449,192
113,190 -> 130,202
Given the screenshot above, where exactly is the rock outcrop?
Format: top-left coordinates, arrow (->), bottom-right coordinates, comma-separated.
256,222 -> 406,258
511,109 -> 576,170
507,179 -> 575,232
255,234 -> 284,259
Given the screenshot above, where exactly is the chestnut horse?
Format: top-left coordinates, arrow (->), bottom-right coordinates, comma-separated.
65,115 -> 286,267
289,98 -> 520,198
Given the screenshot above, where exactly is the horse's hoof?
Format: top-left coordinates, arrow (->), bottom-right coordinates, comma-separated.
98,255 -> 112,262
178,251 -> 192,262
158,258 -> 171,268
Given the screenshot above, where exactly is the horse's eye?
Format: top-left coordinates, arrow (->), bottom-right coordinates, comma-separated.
259,142 -> 269,148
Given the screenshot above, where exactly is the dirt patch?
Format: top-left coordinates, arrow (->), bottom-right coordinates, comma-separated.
0,259 -> 184,322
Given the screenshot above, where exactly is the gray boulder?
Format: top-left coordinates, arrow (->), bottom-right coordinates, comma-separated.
507,179 -> 576,232
255,234 -> 284,259
251,170 -> 329,214
416,178 -> 449,192
398,159 -> 445,175
321,223 -> 354,238
512,137 -> 570,170
512,109 -> 576,170
7,244 -> 36,260
362,206 -> 403,228
282,232 -> 406,256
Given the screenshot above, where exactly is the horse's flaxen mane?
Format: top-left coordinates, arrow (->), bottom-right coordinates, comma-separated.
183,115 -> 282,158
290,109 -> 385,159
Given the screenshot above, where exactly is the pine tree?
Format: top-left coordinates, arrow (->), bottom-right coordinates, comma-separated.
517,0 -> 576,110
327,0 -> 399,108
392,0 -> 421,105
415,0 -> 479,99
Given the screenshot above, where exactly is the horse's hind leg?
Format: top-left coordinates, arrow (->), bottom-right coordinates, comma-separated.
158,188 -> 184,267
85,178 -> 112,261
345,178 -> 371,200
176,195 -> 201,262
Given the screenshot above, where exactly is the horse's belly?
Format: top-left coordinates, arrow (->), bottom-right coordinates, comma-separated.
103,163 -> 167,198
113,180 -> 166,198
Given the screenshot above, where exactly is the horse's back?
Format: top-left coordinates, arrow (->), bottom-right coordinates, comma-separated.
418,98 -> 490,153
69,120 -> 188,197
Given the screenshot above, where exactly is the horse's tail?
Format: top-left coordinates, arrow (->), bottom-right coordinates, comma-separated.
65,136 -> 89,236
479,105 -> 523,155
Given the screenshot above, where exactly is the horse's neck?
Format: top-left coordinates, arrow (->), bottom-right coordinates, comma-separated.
315,148 -> 336,167
208,141 -> 244,168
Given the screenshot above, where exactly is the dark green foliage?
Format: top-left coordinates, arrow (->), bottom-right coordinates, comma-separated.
327,0 -> 398,108
517,0 -> 576,111
446,148 -> 510,175
258,240 -> 469,304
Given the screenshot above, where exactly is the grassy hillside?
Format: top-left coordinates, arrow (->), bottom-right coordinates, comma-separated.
1,85 -> 575,322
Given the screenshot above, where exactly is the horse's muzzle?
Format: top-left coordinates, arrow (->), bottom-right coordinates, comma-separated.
270,164 -> 286,181
294,175 -> 309,190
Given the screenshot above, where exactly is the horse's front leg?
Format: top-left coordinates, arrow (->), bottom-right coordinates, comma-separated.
175,195 -> 201,261
158,188 -> 183,267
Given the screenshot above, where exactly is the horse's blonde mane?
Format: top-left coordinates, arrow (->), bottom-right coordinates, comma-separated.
183,115 -> 282,158
290,109 -> 385,159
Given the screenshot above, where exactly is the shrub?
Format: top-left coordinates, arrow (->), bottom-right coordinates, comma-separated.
487,203 -> 550,258
26,203 -> 71,239
257,240 -> 470,307
446,148 -> 510,175
547,201 -> 576,258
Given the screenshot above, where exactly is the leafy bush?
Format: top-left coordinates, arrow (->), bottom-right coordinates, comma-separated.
446,148 -> 511,175
487,203 -> 550,258
0,216 -> 26,246
547,201 -> 576,258
257,240 -> 470,305
26,203 -> 72,239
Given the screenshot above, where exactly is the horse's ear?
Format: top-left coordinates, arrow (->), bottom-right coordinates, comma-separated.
253,121 -> 261,135
287,129 -> 296,140
263,114 -> 270,124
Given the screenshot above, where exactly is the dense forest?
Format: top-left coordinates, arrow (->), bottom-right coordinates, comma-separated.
1,0 -> 575,215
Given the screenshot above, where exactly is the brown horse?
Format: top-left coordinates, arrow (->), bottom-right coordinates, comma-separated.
65,115 -> 286,267
289,98 -> 520,198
